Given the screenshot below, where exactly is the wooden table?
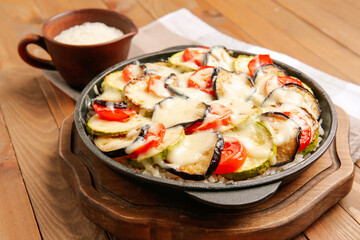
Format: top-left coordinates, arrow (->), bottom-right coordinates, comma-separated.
0,0 -> 359,239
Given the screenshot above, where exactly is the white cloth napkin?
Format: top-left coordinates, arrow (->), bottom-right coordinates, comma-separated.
43,8 -> 360,162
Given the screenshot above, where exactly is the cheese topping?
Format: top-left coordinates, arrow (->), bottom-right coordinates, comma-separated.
167,131 -> 217,166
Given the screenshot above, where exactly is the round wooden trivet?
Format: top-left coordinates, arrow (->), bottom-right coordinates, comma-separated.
58,107 -> 354,240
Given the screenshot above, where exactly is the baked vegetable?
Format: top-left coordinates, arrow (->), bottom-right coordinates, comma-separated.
260,112 -> 301,166
152,96 -> 210,128
160,131 -> 224,181
262,83 -> 321,120
223,119 -> 276,180
212,68 -> 255,101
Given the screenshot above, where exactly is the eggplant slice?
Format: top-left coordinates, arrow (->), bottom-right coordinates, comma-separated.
212,68 -> 255,101
260,112 -> 301,166
151,96 -> 210,128
164,73 -> 214,103
204,46 -> 235,71
251,64 -> 287,106
123,75 -> 168,112
261,83 -> 321,120
162,131 -> 224,181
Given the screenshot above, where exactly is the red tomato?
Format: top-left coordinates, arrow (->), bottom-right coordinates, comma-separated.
182,47 -> 209,66
283,112 -> 311,152
127,124 -> 166,159
265,76 -> 304,95
187,66 -> 215,97
215,137 -> 248,174
248,54 -> 273,77
93,102 -> 137,121
185,103 -> 232,134
123,64 -> 142,82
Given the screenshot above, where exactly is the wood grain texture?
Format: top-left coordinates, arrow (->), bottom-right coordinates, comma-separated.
0,106 -> 42,240
137,0 -> 257,43
0,68 -> 108,240
58,107 -> 354,240
275,0 -> 360,57
239,0 -> 360,84
205,0 -> 352,82
38,76 -> 75,127
103,0 -> 154,27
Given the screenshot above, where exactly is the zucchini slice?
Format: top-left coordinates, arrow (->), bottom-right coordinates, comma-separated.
262,83 -> 321,120
212,68 -> 255,101
223,120 -> 276,180
126,125 -> 185,161
163,131 -> 224,181
123,76 -> 167,112
260,112 -> 301,166
143,62 -> 181,77
86,114 -> 149,137
164,73 -> 214,103
103,71 -> 128,92
233,55 -> 253,75
152,96 -> 210,128
96,87 -> 123,102
168,51 -> 200,72
204,46 -> 235,71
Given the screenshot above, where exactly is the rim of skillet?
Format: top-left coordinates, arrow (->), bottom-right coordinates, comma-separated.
74,46 -> 337,191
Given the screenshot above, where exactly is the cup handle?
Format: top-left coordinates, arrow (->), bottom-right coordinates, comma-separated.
18,34 -> 56,70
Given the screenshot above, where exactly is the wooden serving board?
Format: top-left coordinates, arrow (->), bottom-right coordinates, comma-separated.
58,107 -> 354,240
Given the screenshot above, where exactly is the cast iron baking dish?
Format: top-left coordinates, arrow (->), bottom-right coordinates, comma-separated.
74,46 -> 337,208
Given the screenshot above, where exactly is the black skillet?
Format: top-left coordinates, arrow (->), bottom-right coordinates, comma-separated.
74,46 -> 337,208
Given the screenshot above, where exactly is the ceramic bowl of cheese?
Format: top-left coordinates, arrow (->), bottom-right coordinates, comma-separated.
74,45 -> 337,208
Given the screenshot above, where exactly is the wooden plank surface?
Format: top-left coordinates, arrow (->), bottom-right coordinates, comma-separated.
0,107 -> 42,240
0,0 -> 359,239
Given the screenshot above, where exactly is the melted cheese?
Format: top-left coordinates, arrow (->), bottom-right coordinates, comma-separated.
124,78 -> 164,111
152,97 -> 206,128
167,131 -> 217,166
206,47 -> 235,71
126,126 -> 184,160
215,70 -> 254,101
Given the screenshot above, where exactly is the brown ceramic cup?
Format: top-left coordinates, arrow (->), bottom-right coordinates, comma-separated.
18,8 -> 138,90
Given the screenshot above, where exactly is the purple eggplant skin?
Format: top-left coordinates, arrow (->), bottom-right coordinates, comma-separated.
99,124 -> 150,158
165,132 -> 225,181
253,64 -> 287,82
262,83 -> 321,120
153,95 -> 211,129
260,112 -> 301,166
163,73 -> 190,99
211,67 -> 255,100
92,99 -> 129,108
203,45 -> 229,66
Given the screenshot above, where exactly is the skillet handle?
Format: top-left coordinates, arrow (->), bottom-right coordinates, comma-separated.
185,181 -> 281,209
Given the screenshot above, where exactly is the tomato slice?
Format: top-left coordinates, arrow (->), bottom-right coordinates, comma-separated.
182,47 -> 210,66
248,54 -> 273,77
92,102 -> 137,122
215,136 -> 248,174
122,64 -> 143,82
127,124 -> 166,159
185,103 -> 232,134
147,75 -> 170,97
265,76 -> 304,95
187,66 -> 215,97
283,112 -> 311,152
